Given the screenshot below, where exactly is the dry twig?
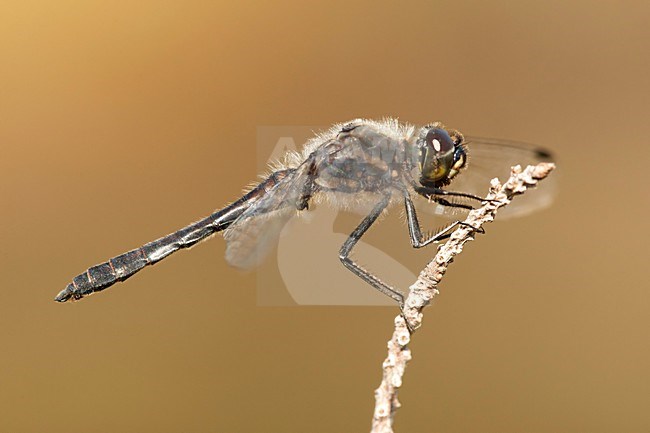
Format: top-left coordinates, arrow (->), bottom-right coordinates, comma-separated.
371,162 -> 555,433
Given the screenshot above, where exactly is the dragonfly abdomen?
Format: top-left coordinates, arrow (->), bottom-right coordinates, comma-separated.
54,169 -> 295,303
54,213 -> 232,302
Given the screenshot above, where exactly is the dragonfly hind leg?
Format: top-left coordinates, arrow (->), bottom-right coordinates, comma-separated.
338,194 -> 405,308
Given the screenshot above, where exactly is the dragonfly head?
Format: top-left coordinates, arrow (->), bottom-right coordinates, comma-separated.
416,125 -> 467,187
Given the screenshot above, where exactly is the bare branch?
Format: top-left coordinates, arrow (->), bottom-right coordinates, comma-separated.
371,162 -> 555,433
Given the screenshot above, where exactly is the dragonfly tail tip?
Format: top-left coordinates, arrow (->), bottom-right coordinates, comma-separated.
54,286 -> 73,303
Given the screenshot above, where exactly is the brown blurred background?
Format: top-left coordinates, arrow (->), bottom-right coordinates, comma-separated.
1,0 -> 648,432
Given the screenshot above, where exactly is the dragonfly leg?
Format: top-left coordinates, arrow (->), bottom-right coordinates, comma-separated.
338,194 -> 405,308
404,191 -> 485,247
431,197 -> 475,211
414,185 -> 495,205
404,193 -> 461,247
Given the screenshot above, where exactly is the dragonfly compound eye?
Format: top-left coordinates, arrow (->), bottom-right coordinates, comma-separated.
419,128 -> 457,186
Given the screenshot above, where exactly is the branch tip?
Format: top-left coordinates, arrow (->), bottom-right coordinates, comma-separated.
370,162 -> 555,433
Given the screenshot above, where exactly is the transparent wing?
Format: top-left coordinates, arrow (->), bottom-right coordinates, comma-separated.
223,165 -> 311,269
422,137 -> 557,219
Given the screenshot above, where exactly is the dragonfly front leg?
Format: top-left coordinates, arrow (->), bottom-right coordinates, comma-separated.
413,185 -> 498,209
338,194 -> 405,308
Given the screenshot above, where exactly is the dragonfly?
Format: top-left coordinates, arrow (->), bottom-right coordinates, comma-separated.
54,118 -> 554,308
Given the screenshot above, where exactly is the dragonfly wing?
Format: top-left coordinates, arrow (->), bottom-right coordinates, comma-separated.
223,164 -> 311,269
442,137 -> 557,219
